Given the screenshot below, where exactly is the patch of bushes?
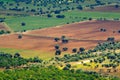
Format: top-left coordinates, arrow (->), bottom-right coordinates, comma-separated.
0,30 -> 11,35
0,52 -> 43,68
0,66 -> 119,80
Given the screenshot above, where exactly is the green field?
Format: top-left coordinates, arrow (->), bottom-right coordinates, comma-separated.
0,48 -> 54,60
4,10 -> 120,32
63,11 -> 120,19
5,16 -> 81,32
0,47 -> 72,60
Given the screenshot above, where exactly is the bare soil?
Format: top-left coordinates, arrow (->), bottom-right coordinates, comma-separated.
85,5 -> 120,12
0,20 -> 120,53
25,20 -> 120,41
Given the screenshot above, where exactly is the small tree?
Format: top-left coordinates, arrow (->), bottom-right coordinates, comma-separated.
56,15 -> 65,18
47,14 -> 52,18
100,28 -> 106,32
55,49 -> 61,55
66,64 -> 71,68
18,34 -> 22,39
107,37 -> 115,42
88,17 -> 92,21
21,22 -> 26,26
62,38 -> 69,43
54,10 -> 61,14
5,65 -> 10,69
63,66 -> 69,70
115,5 -> 119,8
0,30 -> 5,34
14,53 -> 20,58
0,18 -> 5,22
62,47 -> 68,51
61,35 -> 65,39
6,31 -> 11,34
54,37 -> 60,42
72,48 -> 77,53
61,36 -> 69,43
33,57 -> 43,63
76,5 -> 83,10
54,44 -> 59,49
79,47 -> 85,52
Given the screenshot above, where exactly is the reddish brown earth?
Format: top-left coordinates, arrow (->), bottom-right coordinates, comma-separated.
0,34 -> 97,52
26,20 -> 120,41
85,5 -> 120,12
0,23 -> 9,31
0,20 -> 120,53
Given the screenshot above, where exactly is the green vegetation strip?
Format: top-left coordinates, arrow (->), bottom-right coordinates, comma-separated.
0,66 -> 119,80
0,48 -> 54,60
4,11 -> 120,32
63,11 -> 120,19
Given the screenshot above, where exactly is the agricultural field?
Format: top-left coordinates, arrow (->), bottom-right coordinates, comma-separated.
0,0 -> 120,79
1,10 -> 120,32
0,20 -> 120,58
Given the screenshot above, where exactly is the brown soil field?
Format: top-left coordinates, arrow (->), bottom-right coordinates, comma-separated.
0,34 -> 98,52
0,20 -> 120,53
0,23 -> 9,31
85,5 -> 120,12
26,20 -> 120,41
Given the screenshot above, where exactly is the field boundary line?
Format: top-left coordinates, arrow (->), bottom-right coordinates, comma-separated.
22,34 -> 107,42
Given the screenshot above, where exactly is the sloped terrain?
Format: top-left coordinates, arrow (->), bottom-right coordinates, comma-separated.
0,20 -> 120,53
0,23 -> 9,31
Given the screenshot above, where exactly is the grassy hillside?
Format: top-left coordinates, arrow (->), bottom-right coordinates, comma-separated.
0,0 -> 120,79
5,16 -> 81,32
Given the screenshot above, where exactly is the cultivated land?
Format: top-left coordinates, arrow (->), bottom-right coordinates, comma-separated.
0,0 -> 120,79
85,5 -> 120,12
26,20 -> 120,40
0,20 -> 120,58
